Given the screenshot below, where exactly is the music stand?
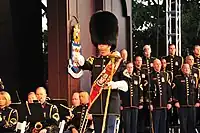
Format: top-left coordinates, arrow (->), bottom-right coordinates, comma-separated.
47,99 -> 69,120
17,102 -> 45,123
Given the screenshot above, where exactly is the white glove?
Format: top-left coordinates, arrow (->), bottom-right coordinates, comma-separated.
107,80 -> 128,92
74,55 -> 85,66
107,81 -> 118,89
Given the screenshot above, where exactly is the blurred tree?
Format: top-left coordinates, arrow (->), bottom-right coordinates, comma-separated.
132,0 -> 200,57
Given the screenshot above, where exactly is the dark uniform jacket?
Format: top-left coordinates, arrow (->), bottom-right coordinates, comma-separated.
191,66 -> 200,80
120,69 -> 143,108
68,104 -> 92,131
193,56 -> 200,69
133,67 -> 148,101
133,67 -> 148,87
149,71 -> 172,108
30,102 -> 60,133
142,56 -> 156,73
161,69 -> 173,84
173,73 -> 199,106
0,106 -> 18,133
80,55 -> 122,115
163,55 -> 183,77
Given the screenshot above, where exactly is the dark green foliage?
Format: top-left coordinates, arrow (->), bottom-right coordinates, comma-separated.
132,0 -> 200,56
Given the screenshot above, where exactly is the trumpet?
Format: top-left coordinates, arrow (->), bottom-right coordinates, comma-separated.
32,122 -> 43,133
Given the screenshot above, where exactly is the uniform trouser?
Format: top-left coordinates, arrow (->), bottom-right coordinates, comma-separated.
179,107 -> 196,133
93,115 -> 119,133
122,108 -> 138,133
153,109 -> 167,133
138,105 -> 148,133
118,110 -> 124,133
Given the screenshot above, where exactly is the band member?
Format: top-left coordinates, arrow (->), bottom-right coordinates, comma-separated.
64,92 -> 80,124
133,55 -> 148,133
185,55 -> 200,79
161,58 -> 177,130
142,45 -> 156,73
76,11 -> 128,133
71,92 -> 80,108
120,49 -> 128,71
28,92 -> 37,103
0,91 -> 18,133
193,45 -> 200,69
161,58 -> 173,83
148,59 -> 172,133
33,87 -> 60,133
120,62 -> 143,133
163,44 -> 183,78
68,91 -> 93,133
174,64 -> 200,133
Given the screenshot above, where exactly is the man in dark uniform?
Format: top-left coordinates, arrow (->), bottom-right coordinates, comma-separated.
163,44 -> 183,130
142,45 -> 156,73
193,45 -> 200,69
120,62 -> 143,133
161,58 -> 173,83
67,91 -> 93,133
33,87 -> 60,133
174,64 -> 200,133
133,55 -> 148,133
185,55 -> 200,128
118,48 -> 128,133
76,11 -> 128,133
163,44 -> 183,78
148,59 -> 172,133
120,49 -> 128,69
185,55 -> 200,80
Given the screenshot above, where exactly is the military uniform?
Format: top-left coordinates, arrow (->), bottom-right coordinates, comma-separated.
190,66 -> 200,80
193,56 -> 200,70
0,106 -> 18,133
161,69 -> 174,127
148,71 -> 172,133
79,10 -> 125,133
133,67 -> 148,133
173,74 -> 199,133
142,56 -> 156,73
30,102 -> 60,133
80,55 -> 122,133
68,104 -> 93,133
120,69 -> 143,133
163,55 -> 183,78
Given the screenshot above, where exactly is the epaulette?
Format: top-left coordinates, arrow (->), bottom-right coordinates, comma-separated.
86,56 -> 95,65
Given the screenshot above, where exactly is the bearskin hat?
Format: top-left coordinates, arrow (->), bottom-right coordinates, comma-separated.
89,11 -> 118,51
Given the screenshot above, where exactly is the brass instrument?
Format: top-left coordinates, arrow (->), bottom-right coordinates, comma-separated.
32,122 -> 43,133
60,104 -> 75,120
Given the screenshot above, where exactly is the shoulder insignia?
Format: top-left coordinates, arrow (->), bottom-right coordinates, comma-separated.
87,56 -> 95,65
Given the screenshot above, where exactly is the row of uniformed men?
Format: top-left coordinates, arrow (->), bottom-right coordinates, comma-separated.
118,44 -> 200,133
